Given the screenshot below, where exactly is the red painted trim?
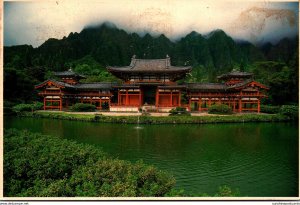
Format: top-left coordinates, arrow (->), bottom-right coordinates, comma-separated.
35,80 -> 65,89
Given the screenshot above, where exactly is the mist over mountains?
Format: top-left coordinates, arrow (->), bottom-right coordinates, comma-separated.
4,22 -> 298,72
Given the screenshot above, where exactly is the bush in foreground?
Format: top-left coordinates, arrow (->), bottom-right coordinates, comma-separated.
4,129 -> 175,197
208,104 -> 232,114
70,103 -> 96,112
280,105 -> 298,119
12,102 -> 43,114
260,105 -> 281,114
169,107 -> 191,116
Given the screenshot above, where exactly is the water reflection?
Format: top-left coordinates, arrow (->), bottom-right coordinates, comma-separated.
4,117 -> 298,197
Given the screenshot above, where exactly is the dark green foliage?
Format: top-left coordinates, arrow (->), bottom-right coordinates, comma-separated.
101,102 -> 109,110
66,55 -> 119,83
4,67 -> 41,102
214,185 -> 240,197
260,105 -> 281,114
4,129 -> 176,197
12,102 -> 43,114
169,107 -> 191,116
280,105 -> 299,119
208,104 -> 232,114
70,103 -> 96,112
261,36 -> 298,64
251,61 -> 298,105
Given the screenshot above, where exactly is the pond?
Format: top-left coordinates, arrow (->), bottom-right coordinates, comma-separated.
4,116 -> 299,197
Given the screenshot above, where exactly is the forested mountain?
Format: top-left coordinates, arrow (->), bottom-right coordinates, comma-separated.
3,22 -> 299,105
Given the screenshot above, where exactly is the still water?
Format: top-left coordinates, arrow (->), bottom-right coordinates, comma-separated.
4,117 -> 298,196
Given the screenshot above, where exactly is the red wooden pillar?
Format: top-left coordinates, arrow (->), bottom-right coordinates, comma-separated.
257,99 -> 260,113
188,98 -> 191,111
199,99 -> 202,111
170,90 -> 173,107
239,98 -> 242,113
233,100 -> 236,112
99,99 -> 102,110
208,98 -> 211,107
43,97 -> 46,110
155,89 -> 159,107
60,97 -> 62,111
178,91 -> 181,106
125,90 -> 129,106
139,90 -> 142,106
118,90 -> 120,105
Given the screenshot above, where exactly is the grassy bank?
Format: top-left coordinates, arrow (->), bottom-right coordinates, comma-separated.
19,111 -> 291,124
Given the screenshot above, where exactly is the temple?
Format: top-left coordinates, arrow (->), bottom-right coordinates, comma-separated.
35,55 -> 268,112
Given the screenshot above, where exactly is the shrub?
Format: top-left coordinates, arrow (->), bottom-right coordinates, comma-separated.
208,104 -> 232,114
214,185 -> 240,197
260,105 -> 280,114
101,102 -> 109,110
4,129 -> 176,197
12,102 -> 43,114
169,107 -> 191,116
280,105 -> 298,119
70,103 -> 96,112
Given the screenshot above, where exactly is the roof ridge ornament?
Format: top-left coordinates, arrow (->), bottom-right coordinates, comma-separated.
130,54 -> 137,68
166,54 -> 170,68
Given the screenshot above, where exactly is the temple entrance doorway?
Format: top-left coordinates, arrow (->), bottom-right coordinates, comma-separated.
141,86 -> 156,105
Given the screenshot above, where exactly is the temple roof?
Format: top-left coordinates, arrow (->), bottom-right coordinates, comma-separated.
187,83 -> 228,91
35,79 -> 75,89
54,69 -> 86,79
74,82 -> 118,90
187,80 -> 269,92
228,79 -> 269,90
35,79 -> 117,90
217,70 -> 253,80
107,55 -> 192,73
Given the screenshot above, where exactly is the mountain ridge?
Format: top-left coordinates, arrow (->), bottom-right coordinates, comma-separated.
4,22 -> 298,71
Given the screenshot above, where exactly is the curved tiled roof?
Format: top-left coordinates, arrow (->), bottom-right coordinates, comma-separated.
107,56 -> 191,73
217,71 -> 253,80
187,83 -> 228,91
35,79 -> 75,89
35,80 -> 117,90
54,69 -> 86,79
74,82 -> 118,90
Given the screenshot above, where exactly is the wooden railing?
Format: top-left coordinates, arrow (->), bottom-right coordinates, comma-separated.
38,91 -> 62,95
189,93 -> 265,97
110,103 -> 140,107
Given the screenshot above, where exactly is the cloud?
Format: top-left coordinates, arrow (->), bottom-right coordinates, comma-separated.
4,0 -> 299,47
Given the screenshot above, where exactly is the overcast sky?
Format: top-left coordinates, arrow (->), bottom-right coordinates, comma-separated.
4,0 -> 299,47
